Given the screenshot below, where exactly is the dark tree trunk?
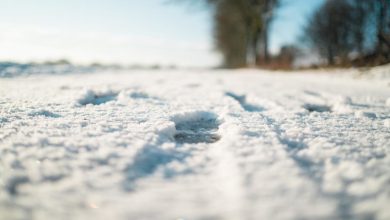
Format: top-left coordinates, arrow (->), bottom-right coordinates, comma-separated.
254,28 -> 261,65
263,20 -> 270,63
377,0 -> 389,53
327,46 -> 335,65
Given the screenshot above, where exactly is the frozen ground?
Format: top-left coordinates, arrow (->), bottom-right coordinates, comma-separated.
0,66 -> 389,220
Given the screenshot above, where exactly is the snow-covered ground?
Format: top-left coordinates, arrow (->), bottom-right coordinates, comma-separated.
0,66 -> 389,220
0,62 -> 99,78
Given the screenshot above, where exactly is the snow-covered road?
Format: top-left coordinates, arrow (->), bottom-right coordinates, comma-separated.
1,67 -> 389,220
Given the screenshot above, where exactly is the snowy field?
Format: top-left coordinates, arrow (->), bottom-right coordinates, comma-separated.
0,66 -> 390,220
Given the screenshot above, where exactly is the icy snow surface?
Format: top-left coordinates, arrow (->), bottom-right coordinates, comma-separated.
0,66 -> 389,220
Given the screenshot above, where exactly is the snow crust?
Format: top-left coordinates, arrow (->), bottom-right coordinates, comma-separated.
0,67 -> 389,220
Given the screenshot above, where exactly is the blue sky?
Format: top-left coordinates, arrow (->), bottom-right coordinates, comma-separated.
271,0 -> 324,52
0,0 -> 324,67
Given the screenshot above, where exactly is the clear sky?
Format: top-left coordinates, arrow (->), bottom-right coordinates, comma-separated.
0,0 -> 324,67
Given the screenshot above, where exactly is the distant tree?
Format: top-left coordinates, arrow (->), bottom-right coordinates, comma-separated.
211,0 -> 267,67
279,45 -> 301,62
260,0 -> 279,63
176,0 -> 280,68
305,0 -> 356,65
373,0 -> 390,59
305,0 -> 390,66
212,0 -> 248,67
349,0 -> 373,54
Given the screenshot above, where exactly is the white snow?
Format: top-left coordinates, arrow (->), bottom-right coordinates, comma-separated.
0,66 -> 389,220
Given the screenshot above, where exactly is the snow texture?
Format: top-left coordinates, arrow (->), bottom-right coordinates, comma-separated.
0,66 -> 389,220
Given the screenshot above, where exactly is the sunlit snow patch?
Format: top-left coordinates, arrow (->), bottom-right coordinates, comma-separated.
172,111 -> 221,144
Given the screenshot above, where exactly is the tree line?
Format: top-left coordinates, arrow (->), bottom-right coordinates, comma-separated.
305,0 -> 390,67
180,0 -> 389,68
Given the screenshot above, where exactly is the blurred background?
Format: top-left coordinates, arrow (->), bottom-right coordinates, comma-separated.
0,0 -> 389,71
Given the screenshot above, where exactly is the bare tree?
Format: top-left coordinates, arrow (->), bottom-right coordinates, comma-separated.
213,0 -> 248,67
261,0 -> 278,63
176,0 -> 280,68
210,0 -> 266,67
306,0 -> 349,65
304,0 -> 390,66
375,0 -> 390,58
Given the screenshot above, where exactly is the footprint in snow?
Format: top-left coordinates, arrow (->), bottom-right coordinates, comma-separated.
76,89 -> 118,106
172,111 -> 221,144
303,103 -> 332,113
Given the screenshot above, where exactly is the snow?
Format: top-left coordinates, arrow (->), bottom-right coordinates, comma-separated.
0,65 -> 390,220
0,62 -> 98,78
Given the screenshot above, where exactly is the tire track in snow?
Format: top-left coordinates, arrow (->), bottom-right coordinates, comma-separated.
256,95 -> 374,220
121,108 -> 263,219
216,92 -> 339,219
266,116 -> 375,219
223,90 -> 373,219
